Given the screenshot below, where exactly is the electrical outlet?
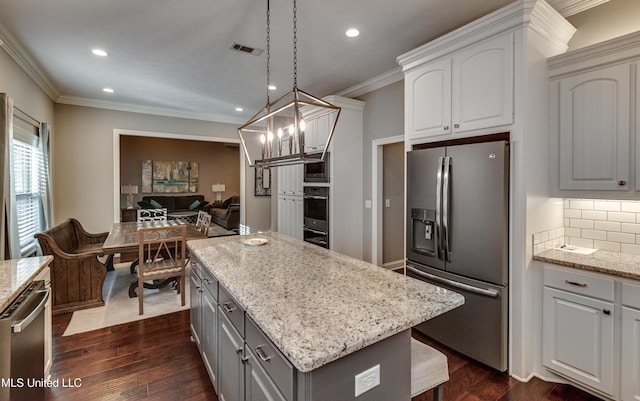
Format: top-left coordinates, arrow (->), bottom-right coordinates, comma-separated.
354,364 -> 380,397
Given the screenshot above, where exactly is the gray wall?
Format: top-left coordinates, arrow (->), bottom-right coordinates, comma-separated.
357,80 -> 404,263
54,104 -> 270,233
382,142 -> 404,265
567,0 -> 640,50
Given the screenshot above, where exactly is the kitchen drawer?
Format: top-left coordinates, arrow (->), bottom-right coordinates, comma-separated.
200,266 -> 218,301
189,259 -> 202,280
622,280 -> 640,309
245,315 -> 294,401
544,265 -> 614,301
219,284 -> 244,336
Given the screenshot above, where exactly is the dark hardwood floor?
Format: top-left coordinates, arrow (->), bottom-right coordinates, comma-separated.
47,310 -> 602,401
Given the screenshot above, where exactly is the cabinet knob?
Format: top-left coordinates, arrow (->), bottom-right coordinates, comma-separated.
603,309 -> 611,315
443,125 -> 449,131
454,123 -> 460,129
618,180 -> 627,186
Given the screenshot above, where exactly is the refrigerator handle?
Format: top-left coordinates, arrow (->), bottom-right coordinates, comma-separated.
406,264 -> 499,298
435,157 -> 443,260
442,156 -> 451,262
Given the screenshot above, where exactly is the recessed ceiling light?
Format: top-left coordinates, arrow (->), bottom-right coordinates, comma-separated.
103,88 -> 114,93
235,107 -> 243,112
92,48 -> 108,57
268,85 -> 277,91
346,28 -> 360,38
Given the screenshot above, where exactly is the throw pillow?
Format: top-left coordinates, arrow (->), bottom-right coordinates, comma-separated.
149,199 -> 162,209
137,200 -> 153,209
188,200 -> 201,210
197,201 -> 210,210
222,197 -> 232,209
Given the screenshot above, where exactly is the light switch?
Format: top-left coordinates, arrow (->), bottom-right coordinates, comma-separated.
365,200 -> 372,209
385,199 -> 391,208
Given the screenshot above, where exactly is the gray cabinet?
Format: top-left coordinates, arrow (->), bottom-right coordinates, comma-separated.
244,348 -> 287,401
201,269 -> 218,389
190,260 -> 218,390
189,262 -> 202,348
218,310 -> 245,401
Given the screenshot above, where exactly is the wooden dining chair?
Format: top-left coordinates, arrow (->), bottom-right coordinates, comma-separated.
195,211 -> 212,237
137,225 -> 187,315
137,208 -> 168,222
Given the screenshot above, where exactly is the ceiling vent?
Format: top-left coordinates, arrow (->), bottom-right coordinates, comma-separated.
231,43 -> 263,56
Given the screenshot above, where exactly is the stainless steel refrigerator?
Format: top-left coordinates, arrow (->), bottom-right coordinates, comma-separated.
406,139 -> 509,372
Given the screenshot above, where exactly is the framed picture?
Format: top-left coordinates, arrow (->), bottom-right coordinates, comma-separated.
255,166 -> 271,196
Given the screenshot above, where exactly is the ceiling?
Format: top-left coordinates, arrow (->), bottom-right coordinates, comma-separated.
0,0 -> 598,124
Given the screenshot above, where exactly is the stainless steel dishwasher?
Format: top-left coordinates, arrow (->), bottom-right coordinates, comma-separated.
0,280 -> 50,401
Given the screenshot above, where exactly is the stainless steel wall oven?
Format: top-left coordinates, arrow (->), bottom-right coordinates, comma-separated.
303,186 -> 329,248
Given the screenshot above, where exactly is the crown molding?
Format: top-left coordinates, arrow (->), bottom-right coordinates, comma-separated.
0,27 -> 60,101
56,95 -> 247,125
335,67 -> 403,99
546,0 -> 610,17
548,30 -> 640,77
397,0 -> 575,73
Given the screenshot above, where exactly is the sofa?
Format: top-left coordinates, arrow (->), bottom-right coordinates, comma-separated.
209,195 -> 240,230
139,194 -> 210,213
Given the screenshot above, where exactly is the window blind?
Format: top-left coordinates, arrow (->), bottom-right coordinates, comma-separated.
12,118 -> 44,256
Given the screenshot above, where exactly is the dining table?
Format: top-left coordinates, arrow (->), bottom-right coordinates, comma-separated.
102,220 -> 206,297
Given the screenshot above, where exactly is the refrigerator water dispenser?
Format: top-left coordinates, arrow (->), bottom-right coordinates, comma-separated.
411,208 -> 436,257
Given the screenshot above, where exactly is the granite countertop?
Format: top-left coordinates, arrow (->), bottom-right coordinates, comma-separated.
0,256 -> 53,311
533,248 -> 640,280
187,232 -> 464,373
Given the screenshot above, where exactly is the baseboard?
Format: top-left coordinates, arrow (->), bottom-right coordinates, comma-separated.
383,259 -> 404,271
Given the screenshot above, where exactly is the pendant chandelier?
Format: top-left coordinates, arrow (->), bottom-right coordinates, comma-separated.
237,0 -> 341,168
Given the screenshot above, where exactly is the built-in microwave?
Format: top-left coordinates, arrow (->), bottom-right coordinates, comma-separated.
303,152 -> 330,183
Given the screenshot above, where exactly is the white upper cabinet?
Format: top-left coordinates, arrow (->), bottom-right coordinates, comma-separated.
403,33 -> 513,143
558,64 -> 631,191
452,34 -> 513,134
405,58 -> 452,139
549,32 -> 640,198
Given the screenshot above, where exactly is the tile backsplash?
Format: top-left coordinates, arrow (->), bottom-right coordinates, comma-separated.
533,199 -> 640,256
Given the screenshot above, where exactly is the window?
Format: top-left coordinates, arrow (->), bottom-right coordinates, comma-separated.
12,119 -> 44,256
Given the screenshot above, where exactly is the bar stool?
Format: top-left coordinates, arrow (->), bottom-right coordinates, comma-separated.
410,338 -> 449,401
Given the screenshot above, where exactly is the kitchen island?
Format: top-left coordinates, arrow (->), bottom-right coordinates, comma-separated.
187,232 -> 464,401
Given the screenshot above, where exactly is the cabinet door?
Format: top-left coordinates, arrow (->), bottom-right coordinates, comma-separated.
277,196 -> 288,235
452,33 -> 513,133
558,63 -> 630,190
622,306 -> 640,401
405,58 -> 452,140
189,268 -> 202,348
244,348 -> 288,401
543,287 -> 615,396
202,287 -> 218,390
217,310 -> 245,401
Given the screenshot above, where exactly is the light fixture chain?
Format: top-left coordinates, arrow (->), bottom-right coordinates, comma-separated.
266,0 -> 271,104
292,0 -> 297,88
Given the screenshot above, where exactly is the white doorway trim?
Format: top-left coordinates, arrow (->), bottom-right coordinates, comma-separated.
112,128 -> 244,224
371,134 -> 404,267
